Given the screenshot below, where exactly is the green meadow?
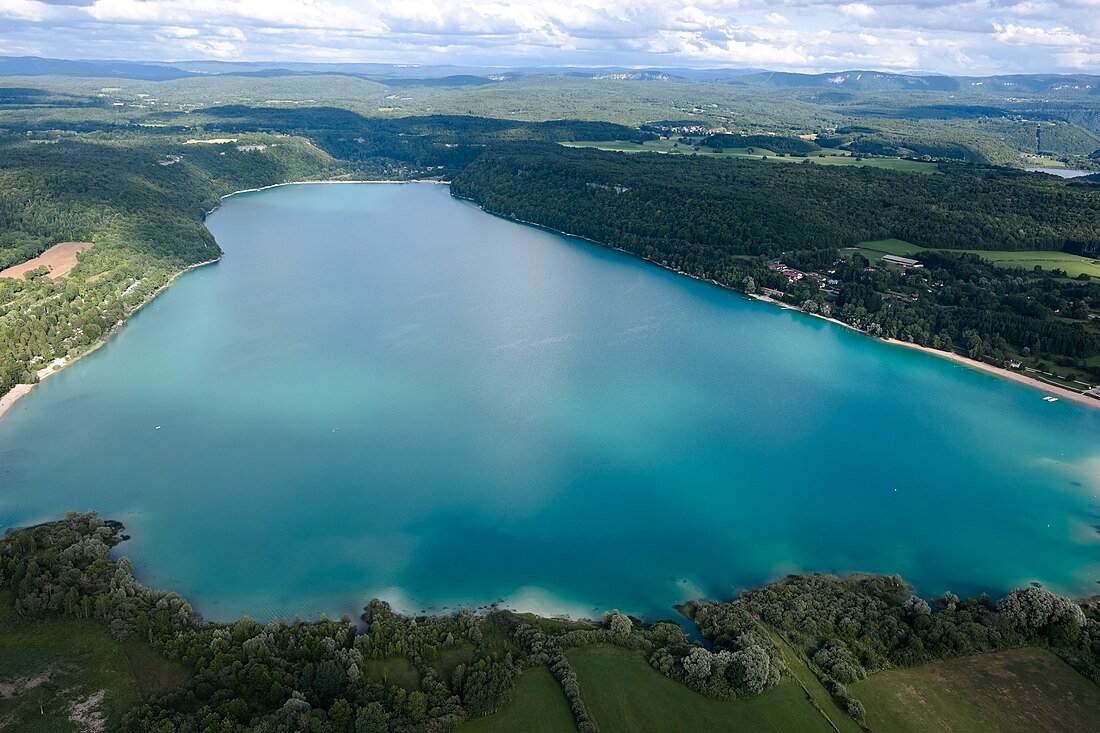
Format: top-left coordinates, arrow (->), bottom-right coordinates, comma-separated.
560,140 -> 940,172
456,666 -> 577,733
852,647 -> 1100,733
566,644 -> 836,733
856,238 -> 1100,278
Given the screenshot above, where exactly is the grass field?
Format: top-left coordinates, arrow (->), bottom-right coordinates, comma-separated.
0,591 -> 189,733
853,647 -> 1100,733
456,666 -> 577,733
560,140 -> 940,173
855,239 -> 1100,278
567,644 -> 836,733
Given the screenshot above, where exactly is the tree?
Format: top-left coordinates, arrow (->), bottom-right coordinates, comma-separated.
609,612 -> 633,638
354,702 -> 389,733
461,659 -> 514,718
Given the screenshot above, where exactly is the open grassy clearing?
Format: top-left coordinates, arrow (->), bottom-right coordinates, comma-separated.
456,666 -> 577,733
567,644 -> 835,733
362,657 -> 421,690
853,647 -> 1100,733
560,140 -> 940,172
855,239 -> 1100,278
429,643 -> 479,689
0,590 -> 189,733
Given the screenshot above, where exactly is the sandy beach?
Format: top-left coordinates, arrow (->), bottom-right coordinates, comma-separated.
747,293 -> 1098,409
882,338 -> 1100,409
0,384 -> 34,421
749,294 -> 1099,408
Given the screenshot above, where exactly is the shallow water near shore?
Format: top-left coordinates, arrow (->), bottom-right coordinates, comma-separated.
1,183 -> 1099,622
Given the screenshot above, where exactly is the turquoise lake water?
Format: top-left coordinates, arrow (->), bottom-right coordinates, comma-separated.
1,182 -> 1098,622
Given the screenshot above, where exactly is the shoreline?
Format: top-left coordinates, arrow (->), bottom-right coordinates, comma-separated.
4,180 -> 1098,420
881,338 -> 1100,409
2,177 -> 443,424
460,196 -> 1100,413
0,256 -> 222,422
745,292 -> 1099,408
208,178 -> 448,215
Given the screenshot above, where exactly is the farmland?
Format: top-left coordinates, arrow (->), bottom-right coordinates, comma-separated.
852,647 -> 1100,733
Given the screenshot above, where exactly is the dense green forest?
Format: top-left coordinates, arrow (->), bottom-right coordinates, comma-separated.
452,144 -> 1100,254
2,514 -> 1097,732
451,145 -> 1100,383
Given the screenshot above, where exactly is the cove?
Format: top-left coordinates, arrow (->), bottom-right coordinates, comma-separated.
1,182 -> 1098,623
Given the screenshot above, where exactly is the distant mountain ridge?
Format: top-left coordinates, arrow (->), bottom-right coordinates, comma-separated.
1,55 -> 1097,93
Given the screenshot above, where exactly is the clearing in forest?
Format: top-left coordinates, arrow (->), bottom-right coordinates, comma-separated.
0,242 -> 93,280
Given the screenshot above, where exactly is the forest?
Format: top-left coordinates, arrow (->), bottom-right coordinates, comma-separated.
2,513 -> 1097,732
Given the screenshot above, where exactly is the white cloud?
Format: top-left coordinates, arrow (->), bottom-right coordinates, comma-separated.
839,3 -> 877,19
0,0 -> 1096,74
993,22 -> 1087,46
184,39 -> 241,58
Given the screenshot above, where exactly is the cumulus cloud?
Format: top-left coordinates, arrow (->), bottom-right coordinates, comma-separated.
994,23 -> 1087,46
0,0 -> 1096,74
839,3 -> 877,19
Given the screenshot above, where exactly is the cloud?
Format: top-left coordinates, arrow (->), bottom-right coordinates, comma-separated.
994,23 -> 1087,46
0,0 -> 1096,74
839,3 -> 878,19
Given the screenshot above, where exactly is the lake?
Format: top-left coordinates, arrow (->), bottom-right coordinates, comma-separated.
1026,167 -> 1095,179
1,183 -> 1098,623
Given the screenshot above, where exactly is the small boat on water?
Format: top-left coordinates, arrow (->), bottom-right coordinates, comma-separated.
1042,396 -> 1059,402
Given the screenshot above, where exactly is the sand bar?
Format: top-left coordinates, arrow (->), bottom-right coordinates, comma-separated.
0,384 -> 34,420
742,293 -> 1099,409
883,338 -> 1100,410
0,241 -> 93,280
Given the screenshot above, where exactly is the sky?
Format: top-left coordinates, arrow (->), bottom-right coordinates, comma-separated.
0,0 -> 1098,75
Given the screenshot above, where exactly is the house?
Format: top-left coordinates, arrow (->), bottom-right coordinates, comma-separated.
881,254 -> 923,268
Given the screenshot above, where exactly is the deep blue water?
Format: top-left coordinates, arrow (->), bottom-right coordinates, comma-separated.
1,183 -> 1098,622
